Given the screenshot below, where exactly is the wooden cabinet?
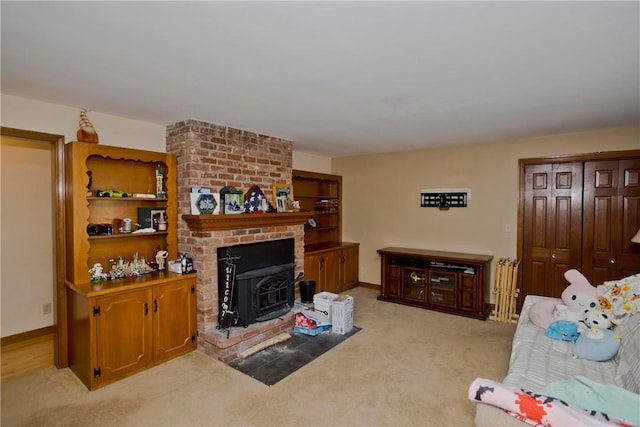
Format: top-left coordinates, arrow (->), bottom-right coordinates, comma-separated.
519,151 -> 640,310
304,242 -> 360,294
65,141 -> 178,284
63,141 -> 180,282
63,141 -> 196,389
292,170 -> 342,247
377,248 -> 492,320
67,273 -> 197,390
293,170 -> 360,293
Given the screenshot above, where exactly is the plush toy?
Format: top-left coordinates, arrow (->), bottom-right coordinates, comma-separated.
545,320 -> 580,342
572,327 -> 621,362
529,269 -> 598,329
560,269 -> 598,314
578,309 -> 617,333
529,299 -> 558,329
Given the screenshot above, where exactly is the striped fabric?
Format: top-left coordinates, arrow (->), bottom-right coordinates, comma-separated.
503,295 -> 619,391
614,313 -> 640,394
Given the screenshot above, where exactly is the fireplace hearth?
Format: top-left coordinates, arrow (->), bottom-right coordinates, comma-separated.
218,238 -> 296,328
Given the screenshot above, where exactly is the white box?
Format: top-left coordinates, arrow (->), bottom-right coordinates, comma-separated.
168,260 -> 182,274
313,291 -> 338,321
331,295 -> 354,335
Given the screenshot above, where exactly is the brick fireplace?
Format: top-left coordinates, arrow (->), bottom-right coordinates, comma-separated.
166,120 -> 306,362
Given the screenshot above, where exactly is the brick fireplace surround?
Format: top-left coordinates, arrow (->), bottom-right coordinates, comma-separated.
167,120 -> 305,362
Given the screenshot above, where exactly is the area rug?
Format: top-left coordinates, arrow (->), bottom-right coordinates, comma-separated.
228,327 -> 361,386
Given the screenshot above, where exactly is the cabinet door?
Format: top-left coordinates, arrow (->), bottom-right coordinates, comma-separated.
95,289 -> 153,385
304,253 -> 324,292
153,278 -> 197,361
521,162 -> 583,308
428,270 -> 456,307
385,259 -> 401,297
323,250 -> 342,293
583,159 -> 640,283
402,267 -> 427,301
458,274 -> 477,312
340,245 -> 359,291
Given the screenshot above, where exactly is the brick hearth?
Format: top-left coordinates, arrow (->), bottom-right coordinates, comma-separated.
167,120 -> 305,362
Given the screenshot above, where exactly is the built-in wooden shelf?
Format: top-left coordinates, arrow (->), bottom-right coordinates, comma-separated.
182,211 -> 311,231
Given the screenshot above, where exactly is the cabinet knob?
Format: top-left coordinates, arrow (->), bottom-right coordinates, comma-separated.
610,259 -> 615,264
551,254 -> 556,259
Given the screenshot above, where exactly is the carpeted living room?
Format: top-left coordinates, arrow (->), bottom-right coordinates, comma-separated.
2,2 -> 640,427
1,287 -> 517,426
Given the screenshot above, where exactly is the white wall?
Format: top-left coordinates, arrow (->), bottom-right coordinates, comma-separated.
1,95 -> 167,152
333,126 -> 640,303
292,151 -> 332,174
1,136 -> 54,336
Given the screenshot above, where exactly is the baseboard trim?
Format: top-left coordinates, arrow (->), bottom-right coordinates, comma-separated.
357,282 -> 379,290
1,325 -> 55,346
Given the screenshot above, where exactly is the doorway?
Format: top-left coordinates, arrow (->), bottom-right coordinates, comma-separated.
0,127 -> 66,367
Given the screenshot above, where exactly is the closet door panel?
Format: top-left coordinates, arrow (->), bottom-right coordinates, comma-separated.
521,163 -> 582,307
618,160 -> 640,277
584,159 -> 640,282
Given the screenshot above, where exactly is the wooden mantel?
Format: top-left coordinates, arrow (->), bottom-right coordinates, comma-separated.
182,211 -> 311,231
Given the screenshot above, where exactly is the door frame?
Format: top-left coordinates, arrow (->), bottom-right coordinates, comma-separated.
1,126 -> 67,368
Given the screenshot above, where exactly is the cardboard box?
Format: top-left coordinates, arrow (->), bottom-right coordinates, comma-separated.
313,291 -> 338,321
331,295 -> 354,335
294,310 -> 331,336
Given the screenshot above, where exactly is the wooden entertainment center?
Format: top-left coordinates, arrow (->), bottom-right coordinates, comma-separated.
377,247 -> 492,320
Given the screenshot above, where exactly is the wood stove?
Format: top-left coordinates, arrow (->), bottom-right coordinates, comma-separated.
217,238 -> 295,328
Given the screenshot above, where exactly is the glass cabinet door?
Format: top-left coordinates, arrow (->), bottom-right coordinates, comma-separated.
402,267 -> 426,301
428,270 -> 456,306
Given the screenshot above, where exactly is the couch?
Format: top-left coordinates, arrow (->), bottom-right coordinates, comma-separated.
473,294 -> 640,426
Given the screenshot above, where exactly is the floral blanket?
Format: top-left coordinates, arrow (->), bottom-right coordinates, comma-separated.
469,378 -> 637,426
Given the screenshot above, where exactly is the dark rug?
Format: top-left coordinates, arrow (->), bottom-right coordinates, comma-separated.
228,327 -> 361,386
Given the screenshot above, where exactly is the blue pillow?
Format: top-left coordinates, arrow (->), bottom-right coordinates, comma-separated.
573,328 -> 621,362
545,320 -> 579,342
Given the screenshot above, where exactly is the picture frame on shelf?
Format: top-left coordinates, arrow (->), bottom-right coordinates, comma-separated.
138,207 -> 166,230
272,183 -> 293,205
150,209 -> 166,229
190,192 -> 220,215
276,196 -> 287,213
224,192 -> 243,214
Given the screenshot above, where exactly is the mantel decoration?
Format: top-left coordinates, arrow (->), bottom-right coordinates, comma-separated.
190,187 -> 220,215
244,185 -> 275,213
76,109 -> 99,144
272,183 -> 294,213
220,186 -> 244,214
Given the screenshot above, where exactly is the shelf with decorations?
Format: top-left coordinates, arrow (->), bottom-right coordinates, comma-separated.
292,169 -> 359,293
65,141 -> 178,284
64,141 -> 196,390
292,170 -> 342,248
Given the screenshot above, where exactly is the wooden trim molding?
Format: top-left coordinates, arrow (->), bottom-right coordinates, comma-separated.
357,282 -> 380,290
1,325 -> 55,346
182,211 -> 311,231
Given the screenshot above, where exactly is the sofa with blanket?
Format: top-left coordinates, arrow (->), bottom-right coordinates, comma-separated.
473,294 -> 640,426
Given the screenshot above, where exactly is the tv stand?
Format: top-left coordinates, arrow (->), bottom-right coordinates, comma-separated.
377,247 -> 493,320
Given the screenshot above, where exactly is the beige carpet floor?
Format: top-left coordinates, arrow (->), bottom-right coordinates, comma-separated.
1,287 -> 516,427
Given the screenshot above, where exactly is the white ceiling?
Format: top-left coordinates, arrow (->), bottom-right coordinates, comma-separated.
2,1 -> 639,157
